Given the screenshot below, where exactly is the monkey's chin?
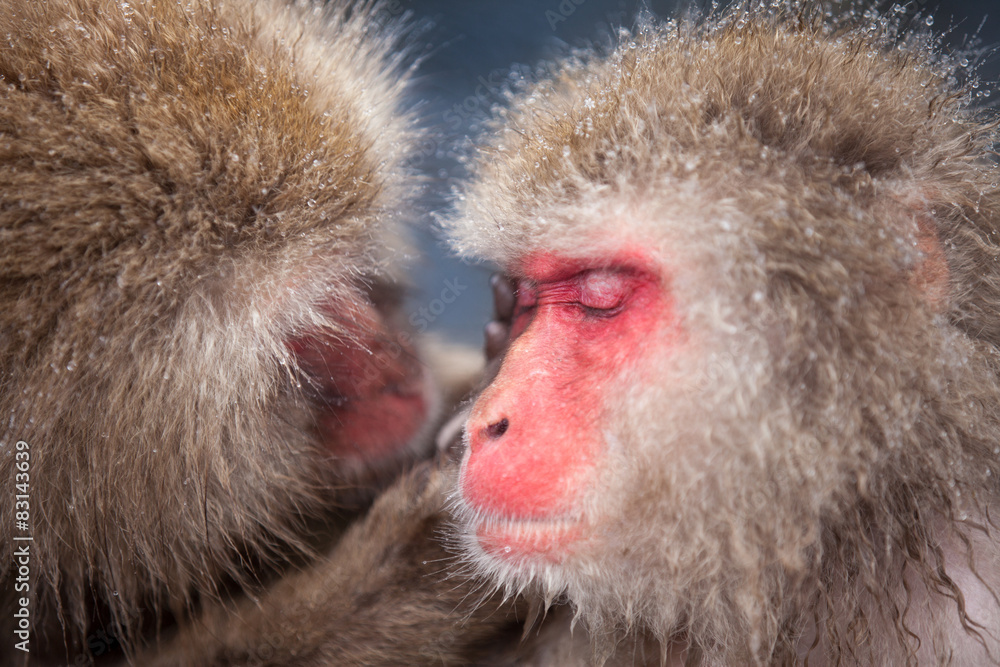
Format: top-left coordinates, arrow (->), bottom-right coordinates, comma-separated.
474,516 -> 584,564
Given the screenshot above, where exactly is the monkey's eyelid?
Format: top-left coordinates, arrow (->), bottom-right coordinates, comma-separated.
578,270 -> 633,310
580,303 -> 627,319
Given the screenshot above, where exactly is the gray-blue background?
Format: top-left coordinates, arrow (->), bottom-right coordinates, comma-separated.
401,1 -> 1000,346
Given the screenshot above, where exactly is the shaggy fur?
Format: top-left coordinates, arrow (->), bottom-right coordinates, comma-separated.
0,0 -> 427,658
447,2 -> 1000,665
139,462 -> 527,666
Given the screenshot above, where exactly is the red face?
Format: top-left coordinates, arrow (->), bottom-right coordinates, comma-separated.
287,298 -> 428,468
460,250 -> 677,561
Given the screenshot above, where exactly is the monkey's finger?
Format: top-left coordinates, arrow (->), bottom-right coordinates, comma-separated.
436,405 -> 471,462
484,320 -> 511,362
490,272 -> 516,323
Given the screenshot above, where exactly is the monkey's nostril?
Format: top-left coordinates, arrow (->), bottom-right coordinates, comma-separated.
486,417 -> 509,439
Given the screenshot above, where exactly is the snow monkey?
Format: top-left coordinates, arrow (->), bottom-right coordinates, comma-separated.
0,0 -> 521,662
447,3 -> 1000,665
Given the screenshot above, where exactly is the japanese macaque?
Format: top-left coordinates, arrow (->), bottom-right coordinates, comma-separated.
0,0 -> 496,661
447,3 -> 1000,665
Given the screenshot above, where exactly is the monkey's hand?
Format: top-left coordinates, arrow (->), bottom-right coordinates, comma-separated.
433,273 -> 516,462
142,461 -> 525,666
484,273 -> 516,365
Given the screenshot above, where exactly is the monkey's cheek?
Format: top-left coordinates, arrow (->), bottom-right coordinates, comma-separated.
474,518 -> 584,563
318,381 -> 429,464
289,304 -> 432,465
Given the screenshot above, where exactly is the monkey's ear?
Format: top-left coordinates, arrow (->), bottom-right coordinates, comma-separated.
908,209 -> 950,311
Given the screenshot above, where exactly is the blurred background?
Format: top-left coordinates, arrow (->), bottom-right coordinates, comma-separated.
397,0 -> 1000,347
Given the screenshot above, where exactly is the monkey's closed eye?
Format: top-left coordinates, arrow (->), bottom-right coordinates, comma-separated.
578,270 -> 633,315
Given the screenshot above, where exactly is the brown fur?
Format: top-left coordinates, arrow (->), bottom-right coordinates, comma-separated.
448,3 -> 1000,665
0,0 -> 432,659
140,461 -> 527,666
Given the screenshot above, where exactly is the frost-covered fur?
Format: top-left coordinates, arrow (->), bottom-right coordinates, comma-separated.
448,3 -> 1000,665
0,0 -> 423,656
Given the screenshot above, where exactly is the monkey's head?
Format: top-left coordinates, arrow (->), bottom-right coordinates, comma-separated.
0,0 -> 432,648
449,6 -> 1000,660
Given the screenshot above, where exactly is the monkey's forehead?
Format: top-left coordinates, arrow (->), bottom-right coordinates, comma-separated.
448,4 -> 995,267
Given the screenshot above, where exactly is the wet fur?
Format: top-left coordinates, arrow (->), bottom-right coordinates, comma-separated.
141,462 -> 527,666
0,0 -> 425,657
448,3 -> 1000,665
